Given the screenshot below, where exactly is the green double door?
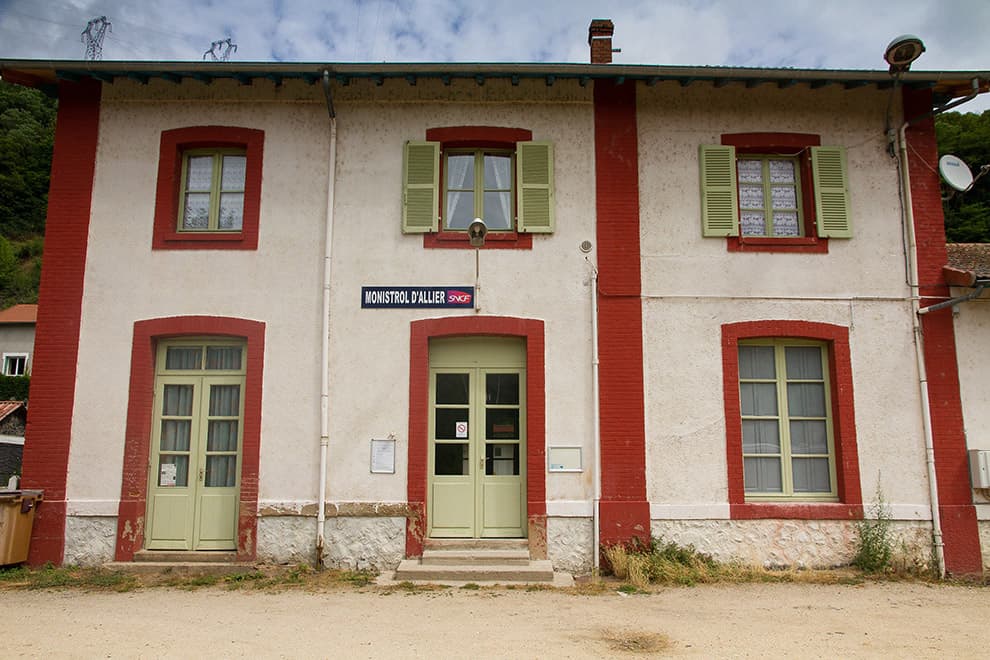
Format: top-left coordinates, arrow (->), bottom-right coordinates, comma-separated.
146,342 -> 244,551
429,337 -> 527,538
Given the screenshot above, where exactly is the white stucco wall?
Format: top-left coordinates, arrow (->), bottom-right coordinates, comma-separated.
954,294 -> 990,452
636,82 -> 934,548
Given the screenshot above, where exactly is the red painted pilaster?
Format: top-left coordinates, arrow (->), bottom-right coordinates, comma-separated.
904,87 -> 982,575
593,80 -> 650,546
21,79 -> 102,565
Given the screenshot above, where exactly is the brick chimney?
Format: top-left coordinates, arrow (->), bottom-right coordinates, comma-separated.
588,19 -> 615,64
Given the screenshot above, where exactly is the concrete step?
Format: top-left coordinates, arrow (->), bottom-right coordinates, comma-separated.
421,548 -> 530,565
132,550 -> 238,563
422,538 -> 529,552
393,559 -> 555,583
104,561 -> 257,577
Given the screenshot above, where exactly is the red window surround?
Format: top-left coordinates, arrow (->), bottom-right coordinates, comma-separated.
721,132 -> 827,254
423,126 -> 533,250
153,126 -> 264,250
115,316 -> 265,561
722,320 -> 863,520
406,316 -> 546,558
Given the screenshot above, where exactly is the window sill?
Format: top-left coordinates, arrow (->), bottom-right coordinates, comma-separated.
731,502 -> 863,520
423,230 -> 533,250
154,231 -> 254,250
727,236 -> 828,253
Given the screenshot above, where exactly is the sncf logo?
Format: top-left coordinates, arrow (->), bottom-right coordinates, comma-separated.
447,290 -> 472,304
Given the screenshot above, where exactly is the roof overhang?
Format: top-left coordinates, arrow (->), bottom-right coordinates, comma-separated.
2,59 -> 988,106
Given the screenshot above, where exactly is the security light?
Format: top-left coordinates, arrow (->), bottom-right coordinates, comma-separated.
468,218 -> 487,248
884,34 -> 925,74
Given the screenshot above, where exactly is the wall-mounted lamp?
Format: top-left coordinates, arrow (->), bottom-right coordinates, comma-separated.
884,34 -> 925,74
468,218 -> 488,248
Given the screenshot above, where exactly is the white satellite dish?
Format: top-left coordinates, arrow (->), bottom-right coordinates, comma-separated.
939,154 -> 974,192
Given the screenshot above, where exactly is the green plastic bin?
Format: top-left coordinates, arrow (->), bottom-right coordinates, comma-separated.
0,490 -> 43,565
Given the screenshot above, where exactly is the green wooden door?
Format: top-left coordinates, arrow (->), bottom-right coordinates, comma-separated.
428,338 -> 526,538
146,342 -> 244,551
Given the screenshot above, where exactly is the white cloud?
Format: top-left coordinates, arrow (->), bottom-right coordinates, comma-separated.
0,0 -> 986,110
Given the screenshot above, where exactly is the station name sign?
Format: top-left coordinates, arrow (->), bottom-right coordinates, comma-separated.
361,286 -> 474,309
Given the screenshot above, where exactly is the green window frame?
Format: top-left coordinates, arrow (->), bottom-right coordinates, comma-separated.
443,149 -> 515,231
178,149 -> 247,232
736,156 -> 804,238
738,339 -> 837,501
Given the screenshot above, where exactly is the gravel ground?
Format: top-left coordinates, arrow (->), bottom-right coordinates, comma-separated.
5,581 -> 987,658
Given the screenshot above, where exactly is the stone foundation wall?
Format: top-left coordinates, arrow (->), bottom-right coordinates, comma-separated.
651,519 -> 933,569
547,517 -> 593,574
63,516 -> 116,566
979,520 -> 990,572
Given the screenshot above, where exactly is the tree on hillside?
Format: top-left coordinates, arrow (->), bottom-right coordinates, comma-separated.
0,82 -> 56,238
936,110 -> 990,243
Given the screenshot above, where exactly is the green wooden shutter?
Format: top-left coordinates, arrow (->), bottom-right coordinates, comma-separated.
699,144 -> 739,237
402,141 -> 439,233
811,146 -> 851,238
516,141 -> 555,233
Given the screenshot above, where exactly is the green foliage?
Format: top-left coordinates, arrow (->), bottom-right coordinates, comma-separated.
936,110 -> 990,243
0,375 -> 30,400
0,235 -> 41,309
0,83 -> 55,239
853,484 -> 893,573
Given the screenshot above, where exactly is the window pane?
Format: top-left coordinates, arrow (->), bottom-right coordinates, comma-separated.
446,154 -> 474,188
771,186 -> 797,209
208,420 -> 239,451
209,385 -> 240,416
162,384 -> 194,416
740,382 -> 777,416
744,457 -> 782,492
206,346 -> 242,370
436,373 -> 469,404
787,382 -> 826,417
792,457 -> 831,492
484,155 -> 511,189
435,408 -> 468,439
738,184 -> 765,209
742,419 -> 780,454
182,193 -> 211,229
221,155 -> 246,190
160,420 -> 191,451
790,420 -> 828,454
740,211 -> 765,236
446,191 -> 474,229
186,156 -> 214,191
218,193 -> 244,230
772,212 -> 800,237
739,346 -> 775,379
737,159 -> 762,183
483,191 -> 512,230
768,159 -> 795,183
435,443 -> 469,475
205,455 -> 237,487
165,347 -> 202,370
486,373 -> 518,405
486,443 -> 519,476
158,455 -> 188,487
486,408 -> 519,440
785,346 -> 823,379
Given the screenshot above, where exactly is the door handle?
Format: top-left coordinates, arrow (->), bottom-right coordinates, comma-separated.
198,467 -> 205,483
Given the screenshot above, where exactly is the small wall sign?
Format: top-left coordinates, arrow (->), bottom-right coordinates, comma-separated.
370,438 -> 396,474
548,446 -> 583,472
361,286 -> 474,309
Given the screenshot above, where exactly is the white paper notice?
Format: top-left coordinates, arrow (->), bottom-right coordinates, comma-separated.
160,462 -> 177,487
455,421 -> 468,438
370,439 -> 396,474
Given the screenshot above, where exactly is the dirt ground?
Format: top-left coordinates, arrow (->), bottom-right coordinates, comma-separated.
4,581 -> 986,658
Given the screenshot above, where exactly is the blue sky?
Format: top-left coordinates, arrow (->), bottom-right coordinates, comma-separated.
1,0 -> 988,111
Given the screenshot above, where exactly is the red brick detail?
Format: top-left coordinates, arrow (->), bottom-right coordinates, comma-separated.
406,316 -> 545,558
593,79 -> 650,543
20,79 -> 102,565
720,132 -> 827,253
722,321 -> 863,519
115,316 -> 265,561
422,126 -> 534,250
903,87 -> 982,575
152,126 -> 264,250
